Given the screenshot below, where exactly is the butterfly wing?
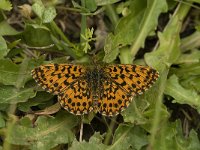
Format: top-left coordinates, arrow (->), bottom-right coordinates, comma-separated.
31,64 -> 86,94
104,64 -> 159,95
58,79 -> 93,115
32,64 -> 93,115
97,64 -> 159,116
97,79 -> 132,116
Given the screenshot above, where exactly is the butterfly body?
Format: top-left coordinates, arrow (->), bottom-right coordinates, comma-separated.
31,64 -> 159,116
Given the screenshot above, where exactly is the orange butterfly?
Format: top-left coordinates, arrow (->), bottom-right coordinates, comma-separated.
31,64 -> 159,116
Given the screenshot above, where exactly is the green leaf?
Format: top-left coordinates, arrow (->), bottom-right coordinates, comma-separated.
95,0 -> 121,6
32,1 -> 45,19
144,4 -> 191,147
0,21 -> 19,36
42,7 -> 56,23
18,92 -> 54,112
180,31 -> 200,52
111,125 -> 148,150
122,97 -> 149,124
153,120 -> 200,150
165,75 -> 200,112
130,0 -> 168,57
0,0 -> 12,11
0,36 -> 9,59
0,85 -> 35,104
22,23 -> 53,47
145,15 -> 181,70
0,113 -> 5,128
104,0 -> 167,62
0,58 -> 34,88
86,0 -> 97,12
187,130 -> 200,150
6,111 -> 78,150
175,50 -> 200,64
103,33 -> 119,63
69,132 -> 108,150
32,2 -> 56,23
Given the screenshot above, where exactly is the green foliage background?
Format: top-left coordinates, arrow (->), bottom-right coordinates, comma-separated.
0,0 -> 199,150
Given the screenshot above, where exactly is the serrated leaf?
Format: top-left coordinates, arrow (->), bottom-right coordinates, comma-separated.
145,15 -> 181,70
6,111 -> 78,150
0,85 -> 35,104
0,0 -> 12,11
111,125 -> 148,150
122,97 -> 149,124
104,0 -> 167,62
165,75 -> 200,112
69,132 -> 108,150
130,0 -> 167,56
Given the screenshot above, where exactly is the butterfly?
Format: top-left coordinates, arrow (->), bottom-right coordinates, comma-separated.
31,64 -> 159,116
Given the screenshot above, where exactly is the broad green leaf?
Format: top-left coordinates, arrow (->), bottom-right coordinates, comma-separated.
69,132 -> 108,150
0,85 -> 35,104
22,23 -> 53,47
32,1 -> 45,19
0,0 -> 12,11
0,21 -> 19,36
111,125 -> 148,150
0,36 -> 9,59
165,75 -> 200,112
86,0 -> 97,11
18,92 -> 53,112
6,111 -> 78,150
153,120 -> 200,150
122,96 -> 149,124
0,58 -> 34,88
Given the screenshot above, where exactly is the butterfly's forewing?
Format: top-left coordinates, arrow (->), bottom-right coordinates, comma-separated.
104,64 -> 159,96
31,64 -> 86,94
